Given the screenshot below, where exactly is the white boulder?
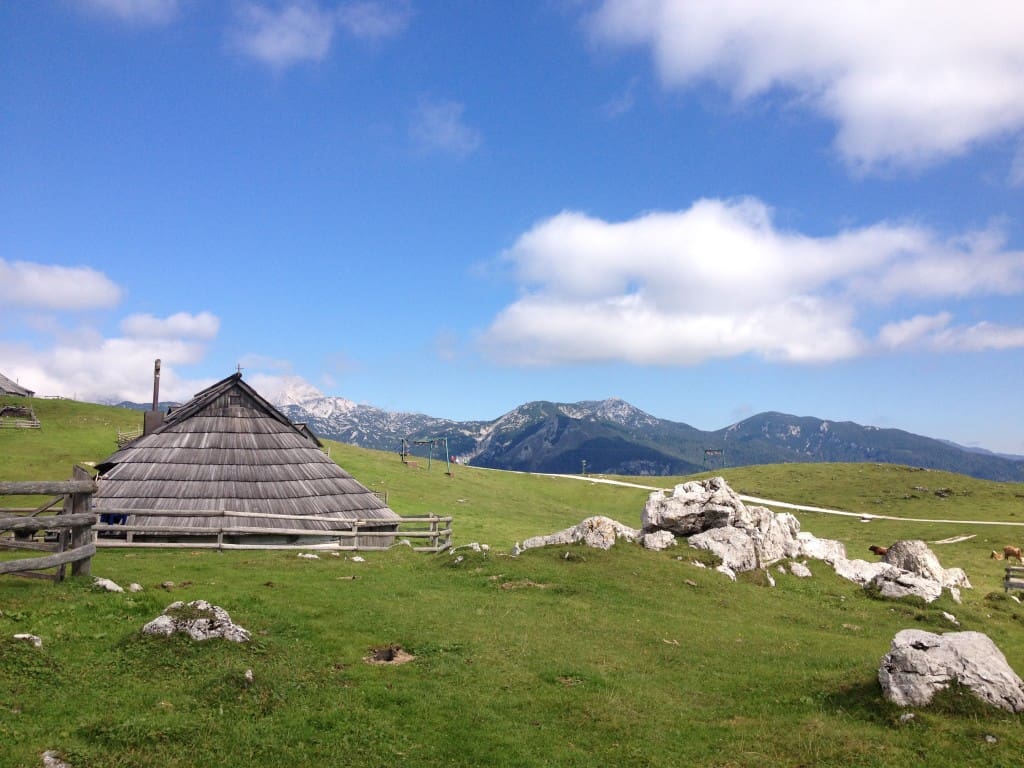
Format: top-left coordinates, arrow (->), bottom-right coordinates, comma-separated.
879,629 -> 1024,712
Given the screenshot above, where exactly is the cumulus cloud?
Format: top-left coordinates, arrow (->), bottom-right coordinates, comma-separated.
410,97 -> 482,157
77,0 -> 179,24
121,311 -> 220,340
230,0 -> 410,69
0,259 -> 122,311
480,197 -> 1024,366
880,313 -> 1024,352
587,1 -> 1024,171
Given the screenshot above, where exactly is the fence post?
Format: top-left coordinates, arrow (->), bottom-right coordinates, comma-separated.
430,516 -> 438,551
68,466 -> 93,577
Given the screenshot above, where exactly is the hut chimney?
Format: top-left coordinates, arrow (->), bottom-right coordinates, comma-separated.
152,359 -> 161,411
143,359 -> 164,436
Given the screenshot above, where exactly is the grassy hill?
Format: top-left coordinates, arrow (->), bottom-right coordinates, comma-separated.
2,398 -> 1024,766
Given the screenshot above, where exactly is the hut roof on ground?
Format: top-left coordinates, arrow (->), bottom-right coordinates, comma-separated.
94,373 -> 398,533
0,372 -> 34,397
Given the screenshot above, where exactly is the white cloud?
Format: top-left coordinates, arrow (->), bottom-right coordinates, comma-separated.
587,1 -> 1024,171
121,311 -> 220,340
0,335 -> 213,403
77,0 -> 179,24
230,0 -> 409,69
881,314 -> 1024,352
1012,142 -> 1024,187
0,259 -> 122,311
481,197 -> 1024,366
230,2 -> 338,68
410,97 -> 482,157
336,0 -> 412,40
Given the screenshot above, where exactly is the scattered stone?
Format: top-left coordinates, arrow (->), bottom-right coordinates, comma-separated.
14,633 -> 42,648
514,516 -> 639,554
41,751 -> 71,768
690,560 -> 707,569
297,553 -> 319,560
776,565 -> 786,574
899,713 -> 915,723
128,583 -> 143,593
349,556 -> 366,563
329,552 -> 342,558
641,530 -> 677,551
842,623 -> 862,631
142,600 -> 251,643
93,577 -> 123,593
765,571 -> 776,587
161,581 -> 175,589
244,668 -> 254,685
879,629 -> 1024,712
985,734 -> 998,744
789,562 -> 813,578
453,542 -> 490,553
941,611 -> 960,626
715,564 -> 737,582
684,579 -> 698,587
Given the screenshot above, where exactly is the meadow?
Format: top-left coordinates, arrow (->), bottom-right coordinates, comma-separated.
2,397 -> 1024,767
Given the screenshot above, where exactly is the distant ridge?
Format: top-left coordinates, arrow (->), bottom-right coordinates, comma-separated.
263,389 -> 1024,483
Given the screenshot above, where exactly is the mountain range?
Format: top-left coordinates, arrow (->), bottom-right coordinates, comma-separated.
260,383 -> 1024,483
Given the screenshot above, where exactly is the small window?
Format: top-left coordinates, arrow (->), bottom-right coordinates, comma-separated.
228,395 -> 242,406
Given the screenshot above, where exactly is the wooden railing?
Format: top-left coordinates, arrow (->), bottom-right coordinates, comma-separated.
92,509 -> 453,552
0,468 -> 97,581
1005,566 -> 1024,593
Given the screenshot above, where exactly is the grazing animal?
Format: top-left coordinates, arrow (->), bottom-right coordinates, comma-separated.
868,545 -> 889,557
1002,546 -> 1023,563
991,550 -> 1005,561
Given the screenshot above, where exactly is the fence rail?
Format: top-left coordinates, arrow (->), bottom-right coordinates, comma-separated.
0,470 -> 96,581
89,508 -> 452,552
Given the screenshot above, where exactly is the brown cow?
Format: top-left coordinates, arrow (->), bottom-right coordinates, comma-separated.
868,545 -> 889,557
1002,546 -> 1023,563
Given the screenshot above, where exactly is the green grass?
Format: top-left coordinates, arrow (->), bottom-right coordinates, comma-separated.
2,400 -> 1024,767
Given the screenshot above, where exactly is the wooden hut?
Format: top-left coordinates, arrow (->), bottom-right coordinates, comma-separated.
93,373 -> 399,546
0,371 -> 34,397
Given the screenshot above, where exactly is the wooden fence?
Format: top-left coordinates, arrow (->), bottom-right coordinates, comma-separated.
91,509 -> 453,552
1005,566 -> 1024,593
0,468 -> 96,581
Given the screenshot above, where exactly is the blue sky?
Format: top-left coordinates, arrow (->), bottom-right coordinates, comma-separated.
2,1 -> 1023,454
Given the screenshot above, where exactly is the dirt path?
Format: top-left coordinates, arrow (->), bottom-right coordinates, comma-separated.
539,472 -> 1024,528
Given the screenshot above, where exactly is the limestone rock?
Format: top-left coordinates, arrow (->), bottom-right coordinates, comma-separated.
14,633 -> 42,648
93,577 -> 123,593
142,600 -> 251,643
128,583 -> 143,593
794,532 -> 847,563
884,540 -> 972,590
515,516 -> 639,554
642,477 -> 745,535
879,629 -> 1024,712
641,530 -> 677,551
870,571 -> 943,603
832,558 -> 902,586
715,564 -> 737,582
689,526 -> 758,572
790,562 -> 812,578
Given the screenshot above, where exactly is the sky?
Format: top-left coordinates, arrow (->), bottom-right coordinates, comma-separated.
2,1 -> 1023,455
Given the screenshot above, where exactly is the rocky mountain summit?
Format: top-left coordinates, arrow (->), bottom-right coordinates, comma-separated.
269,384 -> 1024,482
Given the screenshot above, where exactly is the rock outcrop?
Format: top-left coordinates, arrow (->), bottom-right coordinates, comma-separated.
879,629 -> 1024,712
513,516 -> 639,554
142,600 -> 251,643
647,477 -> 844,571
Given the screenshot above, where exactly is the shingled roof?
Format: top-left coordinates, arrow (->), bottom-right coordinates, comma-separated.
93,373 -> 398,537
0,371 -> 34,397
